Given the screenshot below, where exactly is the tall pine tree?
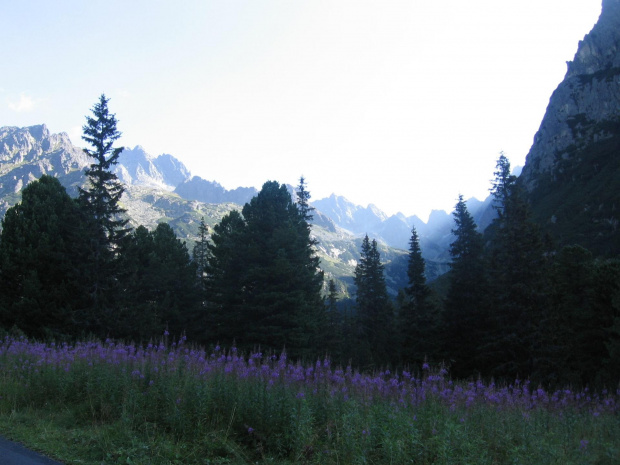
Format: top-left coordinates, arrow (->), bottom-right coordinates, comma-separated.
444,195 -> 488,376
78,94 -> 131,334
399,227 -> 439,365
354,235 -> 393,367
295,176 -> 314,223
484,154 -> 549,379
79,94 -> 130,248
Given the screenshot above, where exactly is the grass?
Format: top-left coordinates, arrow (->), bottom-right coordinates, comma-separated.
0,335 -> 618,464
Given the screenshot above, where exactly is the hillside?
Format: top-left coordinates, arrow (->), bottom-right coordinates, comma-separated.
520,0 -> 620,256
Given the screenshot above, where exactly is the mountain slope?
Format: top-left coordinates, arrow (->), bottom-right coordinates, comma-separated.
520,0 -> 620,256
0,125 -> 90,214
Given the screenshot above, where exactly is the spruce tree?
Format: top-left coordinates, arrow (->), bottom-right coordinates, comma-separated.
206,210 -> 248,346
354,235 -> 393,367
116,225 -> 159,339
207,181 -> 324,359
490,152 -> 513,216
399,227 -> 439,365
79,94 -> 130,247
120,223 -> 200,341
78,94 -> 131,333
243,181 -> 324,358
485,154 -> 549,379
0,176 -> 90,337
323,278 -> 343,359
296,176 -> 314,223
444,195 -> 487,376
193,218 -> 210,292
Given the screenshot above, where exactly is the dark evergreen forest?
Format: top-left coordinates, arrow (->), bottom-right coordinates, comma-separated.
0,97 -> 618,389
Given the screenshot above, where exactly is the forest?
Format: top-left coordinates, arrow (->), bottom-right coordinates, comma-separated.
1,95 -> 619,390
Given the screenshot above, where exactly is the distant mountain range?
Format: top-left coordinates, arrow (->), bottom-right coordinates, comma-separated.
0,124 -> 455,297
2,0 -> 618,297
0,120 -> 524,298
313,193 -> 497,261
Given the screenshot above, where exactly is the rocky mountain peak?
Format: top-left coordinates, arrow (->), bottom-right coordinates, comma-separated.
567,0 -> 620,78
114,146 -> 191,191
520,1 -> 620,190
0,125 -> 90,199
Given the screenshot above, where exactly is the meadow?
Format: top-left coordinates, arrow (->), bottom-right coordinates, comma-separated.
0,334 -> 618,464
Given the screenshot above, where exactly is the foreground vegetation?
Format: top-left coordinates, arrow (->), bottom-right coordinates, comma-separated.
1,335 -> 618,465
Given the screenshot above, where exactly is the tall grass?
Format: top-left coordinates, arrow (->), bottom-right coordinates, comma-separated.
1,335 -> 618,464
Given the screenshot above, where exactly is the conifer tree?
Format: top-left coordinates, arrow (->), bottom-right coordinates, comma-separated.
0,176 -> 90,337
490,152 -> 513,216
79,94 -> 130,247
193,218 -> 210,292
206,210 -> 248,345
296,176 -> 314,223
399,227 -> 439,365
323,278 -> 343,359
78,94 -> 131,333
444,195 -> 488,376
207,181 -> 324,359
243,181 -> 324,358
120,223 -> 200,341
485,154 -> 549,379
354,235 -> 393,367
543,249 -> 620,387
405,227 -> 429,307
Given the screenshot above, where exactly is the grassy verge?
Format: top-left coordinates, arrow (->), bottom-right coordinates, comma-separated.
1,336 -> 618,464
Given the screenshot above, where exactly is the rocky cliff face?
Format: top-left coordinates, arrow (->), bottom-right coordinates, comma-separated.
0,125 -> 194,221
0,125 -> 90,206
521,0 -> 620,188
520,0 -> 620,255
115,146 -> 191,191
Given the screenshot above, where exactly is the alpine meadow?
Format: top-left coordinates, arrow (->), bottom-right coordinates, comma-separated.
1,1 -> 620,464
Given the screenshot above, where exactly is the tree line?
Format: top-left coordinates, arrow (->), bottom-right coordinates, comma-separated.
0,96 -> 618,388
344,153 -> 620,388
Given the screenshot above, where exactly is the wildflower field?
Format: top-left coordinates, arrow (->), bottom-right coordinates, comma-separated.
0,335 -> 618,464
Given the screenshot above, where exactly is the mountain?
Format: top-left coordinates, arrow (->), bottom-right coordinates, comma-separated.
114,146 -> 191,191
174,176 -> 258,205
312,192 -> 491,264
520,0 -> 620,256
0,125 -> 90,213
312,194 -> 389,234
0,125 -> 420,296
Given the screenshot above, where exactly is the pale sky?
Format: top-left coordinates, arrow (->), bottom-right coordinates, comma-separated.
1,1 -> 602,221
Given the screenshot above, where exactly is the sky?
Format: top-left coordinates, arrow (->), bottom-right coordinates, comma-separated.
0,1 -> 603,221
